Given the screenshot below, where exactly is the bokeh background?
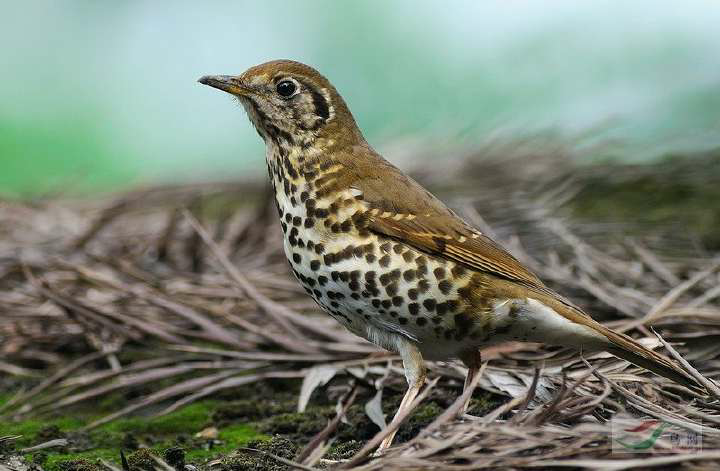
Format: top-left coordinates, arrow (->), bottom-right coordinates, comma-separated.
2,0 -> 719,196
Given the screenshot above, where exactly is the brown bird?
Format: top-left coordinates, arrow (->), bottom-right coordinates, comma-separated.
199,60 -> 701,450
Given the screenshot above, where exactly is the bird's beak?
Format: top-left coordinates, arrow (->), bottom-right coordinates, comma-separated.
198,75 -> 252,96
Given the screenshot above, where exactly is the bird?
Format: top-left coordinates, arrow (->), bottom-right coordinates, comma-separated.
198,60 -> 702,451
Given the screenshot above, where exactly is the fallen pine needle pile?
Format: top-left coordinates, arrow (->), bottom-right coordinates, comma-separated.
2,144 -> 720,469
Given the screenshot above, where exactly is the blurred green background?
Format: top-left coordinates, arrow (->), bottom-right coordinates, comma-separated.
2,1 -> 719,196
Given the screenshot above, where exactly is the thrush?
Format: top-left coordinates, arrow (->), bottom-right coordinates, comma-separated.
199,60 -> 702,450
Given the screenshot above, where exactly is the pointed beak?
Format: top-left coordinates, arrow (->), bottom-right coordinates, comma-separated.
198,75 -> 252,96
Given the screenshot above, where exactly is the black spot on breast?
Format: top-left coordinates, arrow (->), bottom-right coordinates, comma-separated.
434,267 -> 446,279
398,317 -> 408,325
288,227 -> 299,246
351,211 -> 369,228
416,317 -> 427,326
451,265 -> 467,278
423,299 -> 436,311
310,260 -> 320,271
392,296 -> 404,307
365,254 -> 376,263
304,218 -> 315,228
318,275 -> 328,285
408,303 -> 419,315
438,280 -> 452,295
379,255 -> 391,267
403,270 -> 416,282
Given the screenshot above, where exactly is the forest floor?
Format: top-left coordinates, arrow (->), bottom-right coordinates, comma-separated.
2,142 -> 720,470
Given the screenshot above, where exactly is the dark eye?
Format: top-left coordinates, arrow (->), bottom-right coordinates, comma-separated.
276,80 -> 297,97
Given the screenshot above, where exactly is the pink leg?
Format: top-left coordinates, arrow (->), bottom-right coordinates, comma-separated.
459,349 -> 482,416
376,341 -> 426,453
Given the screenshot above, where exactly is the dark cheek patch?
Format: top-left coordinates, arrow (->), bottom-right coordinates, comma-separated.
310,89 -> 330,120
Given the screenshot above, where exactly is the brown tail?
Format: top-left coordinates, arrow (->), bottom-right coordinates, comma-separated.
599,326 -> 703,393
530,287 -> 705,393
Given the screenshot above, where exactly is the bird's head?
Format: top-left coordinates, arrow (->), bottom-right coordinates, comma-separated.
199,60 -> 362,148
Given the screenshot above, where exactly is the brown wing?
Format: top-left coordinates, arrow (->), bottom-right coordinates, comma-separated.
348,158 -> 545,290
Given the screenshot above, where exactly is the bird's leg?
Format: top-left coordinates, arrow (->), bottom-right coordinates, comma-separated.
376,340 -> 426,453
459,349 -> 482,417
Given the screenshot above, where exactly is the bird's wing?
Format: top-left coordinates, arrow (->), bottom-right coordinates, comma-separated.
349,159 -> 545,290
348,158 -> 703,392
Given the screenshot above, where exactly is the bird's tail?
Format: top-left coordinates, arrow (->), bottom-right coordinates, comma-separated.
597,325 -> 703,393
530,287 -> 705,393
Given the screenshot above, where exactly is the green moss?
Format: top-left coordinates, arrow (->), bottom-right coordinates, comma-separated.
0,418 -> 86,448
258,408 -> 334,440
0,401 -> 264,471
56,459 -> 104,471
126,448 -> 157,471
326,440 -> 362,461
218,437 -> 298,471
46,450 -> 119,471
101,401 -> 219,436
184,425 -> 260,464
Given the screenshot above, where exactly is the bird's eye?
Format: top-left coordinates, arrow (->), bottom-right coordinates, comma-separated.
276,80 -> 297,97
